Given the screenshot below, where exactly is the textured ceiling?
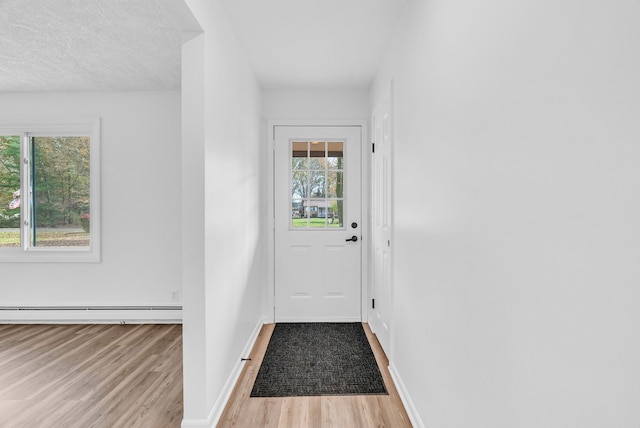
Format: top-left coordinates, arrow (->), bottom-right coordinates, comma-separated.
219,0 -> 409,89
0,0 -> 408,92
0,0 -> 182,92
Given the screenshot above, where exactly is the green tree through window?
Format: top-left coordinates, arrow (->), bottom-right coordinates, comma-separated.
1,130 -> 97,256
30,136 -> 90,247
0,136 -> 21,242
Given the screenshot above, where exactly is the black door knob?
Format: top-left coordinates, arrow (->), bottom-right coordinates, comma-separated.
345,235 -> 358,242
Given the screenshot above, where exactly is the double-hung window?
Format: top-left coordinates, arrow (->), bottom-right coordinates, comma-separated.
0,120 -> 100,262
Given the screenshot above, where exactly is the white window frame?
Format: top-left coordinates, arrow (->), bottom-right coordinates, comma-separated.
0,118 -> 101,263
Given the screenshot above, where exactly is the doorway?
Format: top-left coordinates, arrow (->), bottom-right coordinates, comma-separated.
272,125 -> 363,322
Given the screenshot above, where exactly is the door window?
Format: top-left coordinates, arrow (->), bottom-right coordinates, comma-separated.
290,140 -> 344,229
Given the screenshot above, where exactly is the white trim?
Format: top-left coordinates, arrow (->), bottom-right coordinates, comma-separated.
181,317 -> 267,428
0,117 -> 101,263
181,317 -> 265,428
181,416 -> 212,428
360,120 -> 370,323
0,306 -> 182,323
267,119 -> 369,323
389,362 -> 425,428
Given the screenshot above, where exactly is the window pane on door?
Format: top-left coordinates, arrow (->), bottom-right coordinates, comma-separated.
327,199 -> 343,228
309,141 -> 326,169
292,200 -> 307,227
292,141 -> 308,169
30,136 -> 90,247
310,171 -> 326,198
327,141 -> 343,169
327,171 -> 343,198
0,136 -> 21,248
292,171 -> 308,199
290,139 -> 345,229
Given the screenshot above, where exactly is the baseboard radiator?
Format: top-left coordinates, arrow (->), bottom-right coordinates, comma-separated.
0,306 -> 181,311
0,306 -> 183,324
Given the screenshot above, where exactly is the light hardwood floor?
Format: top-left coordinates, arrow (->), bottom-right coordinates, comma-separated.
218,323 -> 412,428
0,323 -> 182,428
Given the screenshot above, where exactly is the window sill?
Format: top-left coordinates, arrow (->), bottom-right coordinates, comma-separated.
0,248 -> 100,263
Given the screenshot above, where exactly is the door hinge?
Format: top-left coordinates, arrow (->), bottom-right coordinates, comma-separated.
372,298 -> 375,309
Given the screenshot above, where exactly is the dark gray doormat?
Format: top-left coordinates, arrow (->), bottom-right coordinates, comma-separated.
250,322 -> 388,397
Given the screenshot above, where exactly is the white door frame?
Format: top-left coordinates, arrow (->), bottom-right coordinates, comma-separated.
267,120 -> 370,323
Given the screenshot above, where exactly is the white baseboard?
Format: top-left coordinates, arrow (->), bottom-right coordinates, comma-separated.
389,362 -> 425,428
0,306 -> 182,324
181,316 -> 267,428
180,416 -> 212,428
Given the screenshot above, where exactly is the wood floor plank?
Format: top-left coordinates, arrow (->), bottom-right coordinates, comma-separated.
0,322 -> 411,427
217,322 -> 413,428
0,324 -> 182,428
277,397 -> 322,428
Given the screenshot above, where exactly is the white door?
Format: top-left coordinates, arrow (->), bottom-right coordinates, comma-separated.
274,126 -> 362,322
370,85 -> 393,354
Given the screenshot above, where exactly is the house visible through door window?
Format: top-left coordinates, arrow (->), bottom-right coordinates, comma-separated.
290,140 -> 344,229
0,121 -> 100,262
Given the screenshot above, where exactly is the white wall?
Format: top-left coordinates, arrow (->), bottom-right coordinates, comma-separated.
181,1 -> 266,425
372,0 -> 640,427
262,88 -> 369,120
0,91 -> 182,320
